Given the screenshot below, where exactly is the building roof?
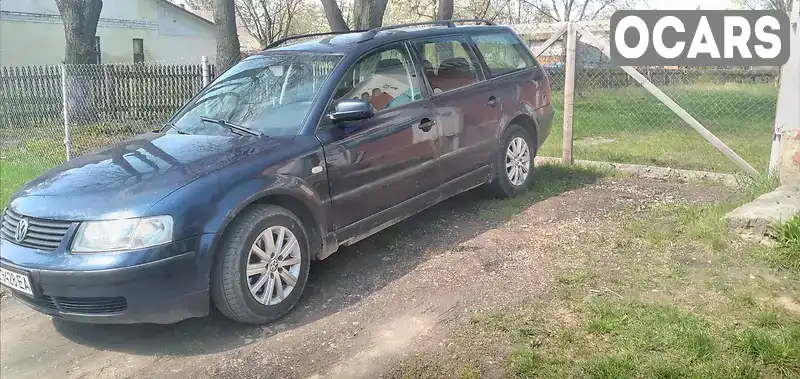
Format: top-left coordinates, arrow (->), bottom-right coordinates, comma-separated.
166,0 -> 263,51
159,0 -> 214,26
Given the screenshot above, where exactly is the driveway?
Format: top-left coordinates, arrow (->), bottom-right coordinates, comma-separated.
0,169 -> 731,379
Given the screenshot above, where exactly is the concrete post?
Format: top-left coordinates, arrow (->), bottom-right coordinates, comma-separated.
773,0 -> 800,185
201,56 -> 210,87
61,64 -> 71,161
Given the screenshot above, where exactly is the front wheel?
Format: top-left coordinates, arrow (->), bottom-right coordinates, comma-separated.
487,124 -> 535,197
211,205 -> 310,324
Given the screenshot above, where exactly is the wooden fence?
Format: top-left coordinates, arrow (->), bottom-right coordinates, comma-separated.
0,66 -> 63,128
0,63 -> 779,130
0,63 -> 216,129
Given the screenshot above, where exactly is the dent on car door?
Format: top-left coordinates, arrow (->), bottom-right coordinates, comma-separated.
315,43 -> 439,238
411,36 -> 501,184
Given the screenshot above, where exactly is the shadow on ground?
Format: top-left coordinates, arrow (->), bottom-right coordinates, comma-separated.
51,164 -> 603,356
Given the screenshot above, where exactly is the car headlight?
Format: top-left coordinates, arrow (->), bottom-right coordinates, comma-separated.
71,216 -> 173,253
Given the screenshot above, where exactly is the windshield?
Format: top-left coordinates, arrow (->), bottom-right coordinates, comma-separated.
168,53 -> 342,136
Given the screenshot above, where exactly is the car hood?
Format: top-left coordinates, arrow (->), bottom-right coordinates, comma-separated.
9,132 -> 281,220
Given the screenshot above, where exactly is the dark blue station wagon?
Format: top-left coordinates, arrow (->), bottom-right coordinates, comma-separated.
0,20 -> 553,324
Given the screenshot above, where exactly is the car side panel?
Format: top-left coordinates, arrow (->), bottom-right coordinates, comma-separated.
144,135 -> 333,258
489,68 -> 549,139
316,100 -> 439,238
432,82 -> 502,183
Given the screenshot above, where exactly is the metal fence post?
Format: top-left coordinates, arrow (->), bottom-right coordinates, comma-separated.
61,64 -> 71,161
201,56 -> 210,87
562,22 -> 578,165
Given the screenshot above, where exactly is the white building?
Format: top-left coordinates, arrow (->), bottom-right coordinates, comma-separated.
0,0 -> 217,66
169,0 -> 261,52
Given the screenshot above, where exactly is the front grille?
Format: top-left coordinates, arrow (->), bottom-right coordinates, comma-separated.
55,296 -> 128,314
16,294 -> 58,310
1,209 -> 72,251
16,294 -> 127,315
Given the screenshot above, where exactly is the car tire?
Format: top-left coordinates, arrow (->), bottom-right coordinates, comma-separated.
487,124 -> 536,197
211,204 -> 311,324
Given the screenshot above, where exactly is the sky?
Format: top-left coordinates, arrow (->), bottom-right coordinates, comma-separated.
645,0 -> 739,10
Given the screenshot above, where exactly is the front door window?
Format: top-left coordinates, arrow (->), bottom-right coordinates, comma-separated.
331,44 -> 424,112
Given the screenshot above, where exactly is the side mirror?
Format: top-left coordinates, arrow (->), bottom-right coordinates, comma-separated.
328,100 -> 374,123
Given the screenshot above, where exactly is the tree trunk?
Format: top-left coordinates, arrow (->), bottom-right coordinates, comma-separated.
55,0 -> 103,65
213,0 -> 241,71
437,0 -> 454,20
320,0 -> 349,32
353,0 -> 388,29
55,0 -> 103,126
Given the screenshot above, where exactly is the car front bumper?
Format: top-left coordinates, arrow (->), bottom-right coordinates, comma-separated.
0,234 -> 216,324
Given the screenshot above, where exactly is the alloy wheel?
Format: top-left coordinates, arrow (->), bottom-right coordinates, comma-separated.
245,226 -> 302,306
505,136 -> 531,186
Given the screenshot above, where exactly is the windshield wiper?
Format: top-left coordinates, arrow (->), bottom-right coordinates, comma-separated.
162,122 -> 192,135
199,116 -> 263,137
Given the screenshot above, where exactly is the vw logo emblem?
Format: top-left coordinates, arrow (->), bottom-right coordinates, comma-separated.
15,218 -> 29,242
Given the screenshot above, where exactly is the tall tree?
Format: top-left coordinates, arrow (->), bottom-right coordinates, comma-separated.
321,0 -> 349,31
322,0 -> 350,32
320,0 -> 388,31
522,0 -> 640,22
407,0 -> 530,24
736,0 -> 793,12
353,0 -> 389,28
55,0 -> 103,64
437,0 -> 454,20
235,0 -> 304,47
213,0 -> 242,70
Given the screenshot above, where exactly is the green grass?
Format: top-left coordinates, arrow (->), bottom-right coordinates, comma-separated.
775,215 -> 800,251
1,138 -> 66,206
458,364 -> 482,379
0,124 -> 131,206
772,215 -> 800,272
469,195 -> 800,378
476,164 -> 612,222
540,83 -> 777,173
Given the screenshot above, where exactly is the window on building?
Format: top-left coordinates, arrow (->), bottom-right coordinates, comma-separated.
133,38 -> 144,63
471,32 -> 536,77
94,36 -> 101,64
411,36 -> 483,93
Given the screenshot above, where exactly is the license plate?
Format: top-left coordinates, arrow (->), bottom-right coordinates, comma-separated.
0,267 -> 33,296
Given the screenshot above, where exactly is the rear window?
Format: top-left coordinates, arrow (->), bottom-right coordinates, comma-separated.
471,32 -> 536,77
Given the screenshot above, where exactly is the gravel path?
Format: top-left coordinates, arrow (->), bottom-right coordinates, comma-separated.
0,177 -> 733,379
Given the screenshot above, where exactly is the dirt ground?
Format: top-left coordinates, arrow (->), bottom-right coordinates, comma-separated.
0,173 -> 735,379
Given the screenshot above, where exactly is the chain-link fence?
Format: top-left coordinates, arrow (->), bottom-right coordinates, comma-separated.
0,26 -> 784,204
570,47 -> 776,173
516,23 -> 779,175
0,57 -> 215,203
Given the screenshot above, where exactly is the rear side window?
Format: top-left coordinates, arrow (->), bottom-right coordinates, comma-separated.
471,32 -> 536,77
411,36 -> 484,94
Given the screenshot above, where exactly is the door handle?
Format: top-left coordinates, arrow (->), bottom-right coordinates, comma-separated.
418,118 -> 435,132
487,96 -> 500,108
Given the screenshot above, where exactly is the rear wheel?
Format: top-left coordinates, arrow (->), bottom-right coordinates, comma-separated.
487,124 -> 535,197
211,205 -> 310,324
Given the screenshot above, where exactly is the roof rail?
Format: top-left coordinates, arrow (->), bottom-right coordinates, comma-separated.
265,30 -> 368,50
358,19 -> 495,42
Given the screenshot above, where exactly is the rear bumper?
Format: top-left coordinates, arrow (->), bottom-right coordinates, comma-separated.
0,235 -> 216,324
